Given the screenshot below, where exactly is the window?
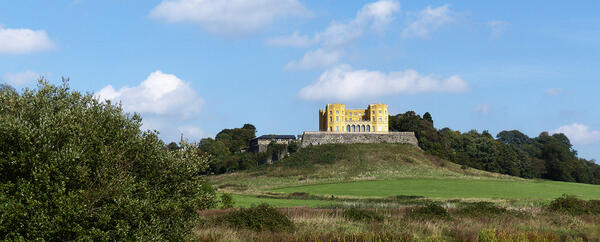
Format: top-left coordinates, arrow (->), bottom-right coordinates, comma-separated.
372,111 -> 375,114
330,127 -> 333,131
336,116 -> 339,122
330,117 -> 332,122
378,117 -> 382,121
329,111 -> 332,115
385,117 -> 388,121
336,110 -> 339,114
379,110 -> 382,114
336,126 -> 339,131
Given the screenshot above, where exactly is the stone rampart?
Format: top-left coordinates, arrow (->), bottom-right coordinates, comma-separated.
300,131 -> 419,148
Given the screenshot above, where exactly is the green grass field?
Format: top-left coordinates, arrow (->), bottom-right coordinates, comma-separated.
272,178 -> 600,200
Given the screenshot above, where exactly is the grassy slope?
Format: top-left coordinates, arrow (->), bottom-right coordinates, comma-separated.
273,178 -> 600,200
210,143 -> 599,206
212,143 -> 520,190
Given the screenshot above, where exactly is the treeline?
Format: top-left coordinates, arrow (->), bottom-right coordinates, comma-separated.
168,124 -> 299,174
390,111 -> 600,184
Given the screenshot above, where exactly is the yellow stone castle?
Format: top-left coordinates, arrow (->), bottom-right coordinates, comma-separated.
319,103 -> 389,133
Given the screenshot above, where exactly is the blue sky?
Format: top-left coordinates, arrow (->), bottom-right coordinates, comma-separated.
1,0 -> 599,160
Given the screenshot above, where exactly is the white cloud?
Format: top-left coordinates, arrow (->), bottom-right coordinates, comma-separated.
552,123 -> 600,145
546,88 -> 564,96
488,21 -> 508,38
149,0 -> 310,36
3,70 -> 40,86
315,0 -> 400,47
280,0 -> 400,70
284,48 -> 341,70
0,26 -> 55,54
402,4 -> 454,38
298,64 -> 468,101
268,31 -> 313,47
97,70 -> 204,118
473,104 -> 491,115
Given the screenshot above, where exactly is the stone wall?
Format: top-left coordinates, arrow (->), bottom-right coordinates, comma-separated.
300,131 -> 419,148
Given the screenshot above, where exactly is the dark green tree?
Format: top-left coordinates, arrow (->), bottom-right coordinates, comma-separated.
166,141 -> 180,151
0,80 -> 217,240
423,112 -> 433,124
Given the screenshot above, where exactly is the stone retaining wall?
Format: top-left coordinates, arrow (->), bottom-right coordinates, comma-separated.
300,131 -> 418,148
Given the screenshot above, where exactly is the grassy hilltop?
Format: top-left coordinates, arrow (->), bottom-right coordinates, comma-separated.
211,143 -> 599,205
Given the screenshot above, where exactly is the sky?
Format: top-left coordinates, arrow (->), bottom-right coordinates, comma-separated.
1,0 -> 599,161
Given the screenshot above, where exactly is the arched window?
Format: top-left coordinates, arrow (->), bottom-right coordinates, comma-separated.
362,125 -> 366,132
366,125 -> 370,132
352,125 -> 356,132
346,125 -> 351,132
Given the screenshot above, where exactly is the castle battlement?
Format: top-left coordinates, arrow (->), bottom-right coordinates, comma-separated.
300,131 -> 418,148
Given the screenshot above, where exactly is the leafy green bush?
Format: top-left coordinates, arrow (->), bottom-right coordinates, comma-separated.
0,81 -> 217,240
547,195 -> 600,216
455,202 -> 509,217
220,193 -> 235,209
406,203 -> 450,220
342,208 -> 383,222
216,203 -> 294,232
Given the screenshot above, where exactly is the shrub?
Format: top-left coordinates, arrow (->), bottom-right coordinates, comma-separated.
547,195 -> 600,216
406,203 -> 450,220
342,208 -> 383,222
455,202 -> 509,217
217,203 -> 294,232
220,193 -> 235,209
0,81 -> 217,240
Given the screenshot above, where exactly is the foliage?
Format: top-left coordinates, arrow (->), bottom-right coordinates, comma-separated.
0,81 -> 217,240
198,125 -> 302,174
220,193 -> 235,209
166,141 -> 180,151
455,202 -> 510,217
546,194 -> 600,216
215,124 -> 256,153
405,203 -> 450,220
389,111 -> 600,185
342,208 -> 383,222
215,203 -> 294,232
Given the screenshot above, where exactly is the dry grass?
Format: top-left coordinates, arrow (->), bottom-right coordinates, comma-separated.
195,206 -> 600,241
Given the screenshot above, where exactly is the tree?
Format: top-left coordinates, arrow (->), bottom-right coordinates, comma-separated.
496,130 -> 531,146
423,112 -> 433,124
0,80 -> 217,240
166,141 -> 180,151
